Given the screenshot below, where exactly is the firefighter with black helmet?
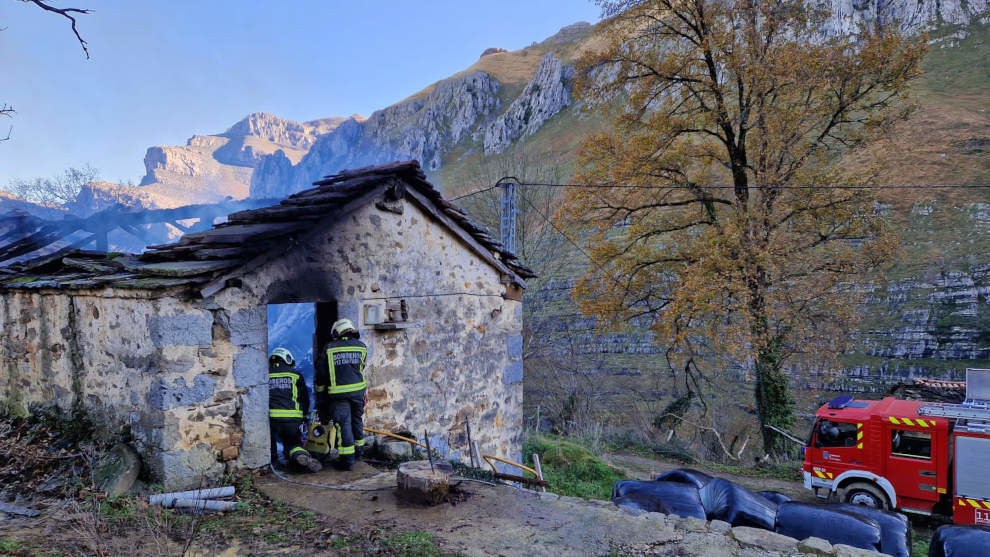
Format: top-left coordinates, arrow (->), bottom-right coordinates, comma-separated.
268,347 -> 322,473
315,318 -> 368,471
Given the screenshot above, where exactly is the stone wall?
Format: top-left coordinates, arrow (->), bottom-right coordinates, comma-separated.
234,196 -> 525,464
0,288 -> 269,488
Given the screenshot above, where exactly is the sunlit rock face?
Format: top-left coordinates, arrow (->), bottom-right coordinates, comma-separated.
250,71 -> 503,199
814,0 -> 990,36
483,53 -> 574,155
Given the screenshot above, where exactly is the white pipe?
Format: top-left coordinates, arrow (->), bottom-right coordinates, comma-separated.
165,499 -> 237,511
148,486 -> 234,505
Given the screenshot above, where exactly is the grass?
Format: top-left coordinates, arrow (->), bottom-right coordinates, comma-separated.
384,531 -> 462,557
524,433 -> 629,500
0,538 -> 23,555
911,530 -> 930,557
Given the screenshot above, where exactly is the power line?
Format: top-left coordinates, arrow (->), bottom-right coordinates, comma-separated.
450,180 -> 990,201
519,181 -> 990,190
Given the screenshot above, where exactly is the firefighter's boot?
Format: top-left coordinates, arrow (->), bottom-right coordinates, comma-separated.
291,449 -> 323,473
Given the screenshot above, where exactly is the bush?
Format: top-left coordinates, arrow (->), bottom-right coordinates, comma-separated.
523,434 -> 628,500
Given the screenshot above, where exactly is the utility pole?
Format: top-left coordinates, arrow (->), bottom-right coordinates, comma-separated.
499,177 -> 518,254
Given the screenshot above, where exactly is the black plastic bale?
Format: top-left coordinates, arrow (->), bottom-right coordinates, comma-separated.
698,477 -> 778,530
612,480 -> 706,519
655,468 -> 714,489
834,503 -> 910,557
613,494 -> 672,515
774,502 -> 881,552
929,525 -> 990,557
756,490 -> 793,505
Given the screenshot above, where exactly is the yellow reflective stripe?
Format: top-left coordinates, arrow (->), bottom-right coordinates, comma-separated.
329,381 -> 367,394
826,472 -> 834,479
338,445 -> 355,455
289,446 -> 308,456
916,418 -> 927,427
326,346 -> 368,392
902,417 -> 915,426
857,431 -> 864,440
889,416 -> 901,425
814,470 -> 826,479
969,499 -> 981,508
354,438 -> 365,446
270,409 -> 304,418
857,443 -> 863,449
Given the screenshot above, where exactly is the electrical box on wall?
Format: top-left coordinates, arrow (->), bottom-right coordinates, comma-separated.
362,298 -> 417,330
361,300 -> 386,326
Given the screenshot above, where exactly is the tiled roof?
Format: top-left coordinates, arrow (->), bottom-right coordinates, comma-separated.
0,161 -> 534,294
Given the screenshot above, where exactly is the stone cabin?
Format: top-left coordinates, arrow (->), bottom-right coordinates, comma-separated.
0,161 -> 533,489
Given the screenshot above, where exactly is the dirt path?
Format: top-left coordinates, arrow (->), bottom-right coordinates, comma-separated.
257,462 -> 690,556
605,453 -> 816,502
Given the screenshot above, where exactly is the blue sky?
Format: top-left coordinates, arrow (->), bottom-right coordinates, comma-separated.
0,1 -> 600,186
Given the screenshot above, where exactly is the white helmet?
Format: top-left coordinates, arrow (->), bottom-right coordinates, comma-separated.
331,318 -> 357,339
269,347 -> 295,367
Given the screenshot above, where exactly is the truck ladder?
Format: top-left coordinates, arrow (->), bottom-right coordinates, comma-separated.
918,401 -> 990,420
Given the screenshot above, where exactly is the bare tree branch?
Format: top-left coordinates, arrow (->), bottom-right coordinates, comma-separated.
23,0 -> 92,59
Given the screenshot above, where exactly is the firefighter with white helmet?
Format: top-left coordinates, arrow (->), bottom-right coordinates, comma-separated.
315,318 -> 368,471
268,347 -> 322,472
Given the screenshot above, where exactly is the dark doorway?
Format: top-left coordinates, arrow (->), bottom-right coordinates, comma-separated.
313,301 -> 338,371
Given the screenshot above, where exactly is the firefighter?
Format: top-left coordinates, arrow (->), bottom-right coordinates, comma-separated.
268,347 -> 322,473
315,318 -> 368,471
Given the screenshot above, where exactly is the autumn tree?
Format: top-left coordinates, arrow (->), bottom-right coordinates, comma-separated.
567,0 -> 926,454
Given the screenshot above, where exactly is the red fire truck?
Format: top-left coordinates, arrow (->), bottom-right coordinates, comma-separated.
802,368 -> 990,525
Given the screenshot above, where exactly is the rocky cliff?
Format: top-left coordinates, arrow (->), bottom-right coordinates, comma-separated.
816,0 -> 990,35
250,70 -> 504,198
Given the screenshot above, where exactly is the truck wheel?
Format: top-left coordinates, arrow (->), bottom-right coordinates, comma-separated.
841,482 -> 888,510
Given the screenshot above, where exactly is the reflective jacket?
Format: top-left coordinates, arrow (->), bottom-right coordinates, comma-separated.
315,337 -> 368,397
268,362 -> 309,420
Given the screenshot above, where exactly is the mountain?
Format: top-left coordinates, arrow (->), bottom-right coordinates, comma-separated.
5,4 -> 989,456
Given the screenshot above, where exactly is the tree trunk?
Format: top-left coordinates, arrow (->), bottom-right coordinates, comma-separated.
754,335 -> 795,456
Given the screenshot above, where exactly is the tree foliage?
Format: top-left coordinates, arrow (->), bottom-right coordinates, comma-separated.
567,0 -> 926,454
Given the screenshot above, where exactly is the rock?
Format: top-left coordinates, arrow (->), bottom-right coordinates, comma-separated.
831,544 -> 881,557
381,440 -> 413,460
730,526 -> 799,553
94,444 -> 141,496
798,536 -> 833,555
537,491 -> 559,501
708,520 -> 732,534
680,516 -> 708,532
483,53 -> 574,154
396,460 -> 454,505
480,47 -> 508,58
220,446 -> 239,461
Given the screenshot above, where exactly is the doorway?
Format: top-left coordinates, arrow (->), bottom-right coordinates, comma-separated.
313,301 -> 338,372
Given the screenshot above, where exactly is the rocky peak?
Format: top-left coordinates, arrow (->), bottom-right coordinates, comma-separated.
221,112 -> 345,152
249,71 -> 502,198
484,53 -> 574,154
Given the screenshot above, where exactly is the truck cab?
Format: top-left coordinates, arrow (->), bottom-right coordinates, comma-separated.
803,395 -> 950,515
803,369 -> 990,524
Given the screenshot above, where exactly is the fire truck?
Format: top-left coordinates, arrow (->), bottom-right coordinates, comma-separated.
802,368 -> 990,525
